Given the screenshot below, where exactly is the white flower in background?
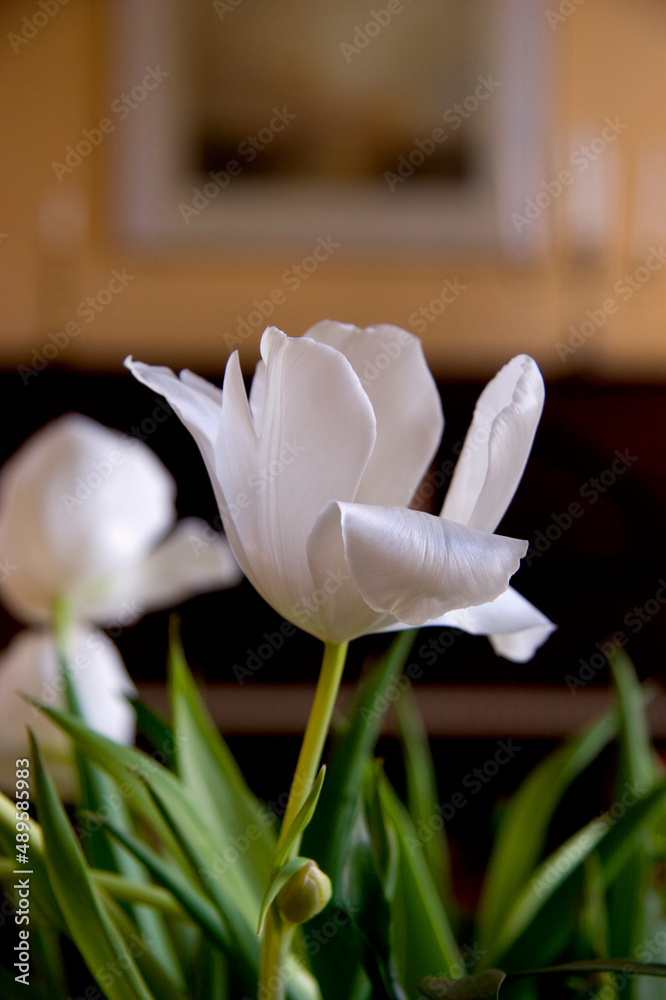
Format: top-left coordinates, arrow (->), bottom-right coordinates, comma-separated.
0,413 -> 241,627
0,413 -> 241,785
0,625 -> 135,795
126,322 -> 554,660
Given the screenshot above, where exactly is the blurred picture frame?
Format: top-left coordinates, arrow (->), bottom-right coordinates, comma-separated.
109,0 -> 550,258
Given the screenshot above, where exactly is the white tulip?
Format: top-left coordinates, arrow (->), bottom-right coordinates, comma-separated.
0,625 -> 135,795
0,413 -> 241,626
126,322 -> 554,658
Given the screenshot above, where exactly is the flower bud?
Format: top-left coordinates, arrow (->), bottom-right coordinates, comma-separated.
276,860 -> 332,926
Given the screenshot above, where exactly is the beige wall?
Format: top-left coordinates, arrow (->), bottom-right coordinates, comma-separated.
2,0 -> 666,380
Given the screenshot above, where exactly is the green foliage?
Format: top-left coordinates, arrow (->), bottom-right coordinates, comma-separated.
1,634 -> 665,1000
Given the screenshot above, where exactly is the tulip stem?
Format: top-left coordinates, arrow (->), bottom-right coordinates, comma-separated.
259,640 -> 349,1000
277,640 -> 349,855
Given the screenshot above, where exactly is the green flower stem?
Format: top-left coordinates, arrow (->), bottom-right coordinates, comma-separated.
277,640 -> 349,856
258,910 -> 295,1000
52,598 -> 82,716
259,639 -> 349,1000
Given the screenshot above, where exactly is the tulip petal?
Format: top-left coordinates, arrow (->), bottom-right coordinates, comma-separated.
441,355 -> 544,532
78,519 -> 242,627
429,586 -> 556,662
214,327 -> 377,624
303,501 -> 388,643
308,501 -> 527,632
125,357 -> 254,578
304,321 -> 444,507
124,358 -> 220,486
0,414 -> 174,623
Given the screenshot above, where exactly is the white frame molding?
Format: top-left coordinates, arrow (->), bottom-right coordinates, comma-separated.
109,0 -> 550,258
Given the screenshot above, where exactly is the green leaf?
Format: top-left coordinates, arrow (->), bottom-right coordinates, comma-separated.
142,776 -> 317,1000
169,628 -> 276,904
609,648 -> 656,794
606,647 -> 659,969
276,766 -> 326,871
103,892 -> 187,1000
478,708 -> 619,948
335,763 -> 408,1000
484,783 -> 666,970
420,962 -> 666,1000
99,813 -> 232,952
130,697 -> 176,764
30,732 -> 156,1000
580,852 -> 611,959
379,773 -> 462,995
90,867 -> 187,918
27,699 -> 187,864
0,789 -> 64,931
394,682 -> 455,919
420,970 -> 506,1000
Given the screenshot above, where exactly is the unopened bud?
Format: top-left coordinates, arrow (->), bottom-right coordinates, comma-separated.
276,860 -> 332,926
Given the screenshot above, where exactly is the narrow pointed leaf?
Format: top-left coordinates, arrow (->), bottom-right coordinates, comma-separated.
169,629 -> 275,903
420,970 -> 506,1000
130,696 -> 175,764
276,767 -> 326,870
99,814 -> 231,951
30,733 -> 156,1000
607,647 -> 659,968
143,778 -> 317,1000
394,684 -> 455,916
380,773 -> 462,991
478,708 -> 620,947
0,790 -> 64,931
484,783 -> 666,969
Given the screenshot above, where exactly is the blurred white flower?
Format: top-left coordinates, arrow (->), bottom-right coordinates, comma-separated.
0,625 -> 135,795
127,322 -> 554,659
0,413 -> 241,626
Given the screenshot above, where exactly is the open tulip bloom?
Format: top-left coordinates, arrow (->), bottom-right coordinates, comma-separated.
126,321 -> 554,657
127,321 -> 554,995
